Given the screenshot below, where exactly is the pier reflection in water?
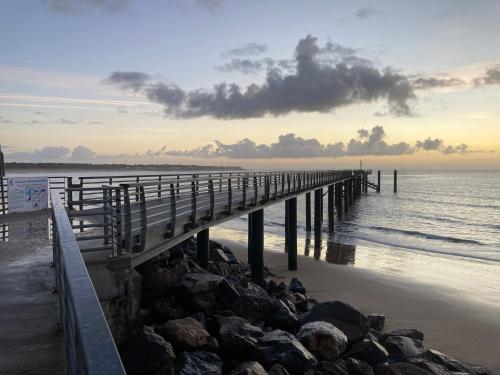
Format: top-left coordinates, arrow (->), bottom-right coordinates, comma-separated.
325,241 -> 356,265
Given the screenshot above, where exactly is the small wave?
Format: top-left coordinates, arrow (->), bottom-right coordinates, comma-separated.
369,225 -> 486,246
399,195 -> 500,211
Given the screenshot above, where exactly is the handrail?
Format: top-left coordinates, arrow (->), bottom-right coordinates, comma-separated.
50,190 -> 125,375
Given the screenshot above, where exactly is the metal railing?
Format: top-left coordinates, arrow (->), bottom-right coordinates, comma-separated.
51,190 -> 125,375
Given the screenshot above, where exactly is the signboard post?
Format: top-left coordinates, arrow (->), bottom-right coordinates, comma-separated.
8,177 -> 49,213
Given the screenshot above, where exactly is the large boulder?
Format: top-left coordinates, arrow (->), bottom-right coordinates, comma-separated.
289,277 -> 306,294
367,314 -> 385,331
382,336 -> 426,360
176,351 -> 222,375
231,361 -> 269,375
267,298 -> 299,332
380,329 -> 424,342
255,330 -> 317,375
407,358 -> 453,375
120,326 -> 175,375
373,363 -> 432,375
297,321 -> 348,361
156,317 -> 219,352
345,358 -> 375,375
217,315 -> 263,360
143,259 -> 190,291
315,359 -> 349,375
301,301 -> 369,342
181,272 -> 225,294
421,349 -> 481,373
348,338 -> 389,366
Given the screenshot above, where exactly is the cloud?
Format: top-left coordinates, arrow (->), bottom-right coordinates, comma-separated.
103,71 -> 152,92
7,146 -> 71,162
415,137 -> 443,150
411,76 -> 465,90
473,64 -> 500,86
87,121 -> 103,124
107,35 -> 416,118
216,58 -> 274,74
192,0 -> 224,11
222,42 -> 269,58
23,119 -> 44,125
56,118 -> 78,124
163,126 -> 469,159
355,7 -> 380,19
69,146 -> 97,161
47,0 -> 130,14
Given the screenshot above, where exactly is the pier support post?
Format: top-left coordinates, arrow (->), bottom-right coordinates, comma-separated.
285,200 -> 289,253
328,185 -> 334,232
336,183 -> 343,220
314,189 -> 322,248
377,170 -> 381,193
394,170 -> 398,193
249,209 -> 264,286
286,198 -> 297,270
248,214 -> 253,264
344,182 -> 349,212
305,192 -> 311,232
197,228 -> 209,269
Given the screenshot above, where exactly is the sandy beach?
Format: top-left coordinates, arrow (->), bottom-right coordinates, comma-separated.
215,237 -> 500,373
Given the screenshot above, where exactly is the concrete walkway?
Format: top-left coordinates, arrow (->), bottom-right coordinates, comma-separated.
0,211 -> 65,374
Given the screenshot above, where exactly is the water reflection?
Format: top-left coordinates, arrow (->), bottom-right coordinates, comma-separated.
325,241 -> 356,265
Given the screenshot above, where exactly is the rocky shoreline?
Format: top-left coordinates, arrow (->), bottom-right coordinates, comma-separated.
119,238 -> 491,375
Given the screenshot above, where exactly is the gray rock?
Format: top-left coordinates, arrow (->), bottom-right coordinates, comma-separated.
177,351 -> 222,375
345,357 -> 375,375
289,277 -> 306,294
316,359 -> 349,375
268,364 -> 290,375
380,328 -> 424,342
421,349 -> 478,373
348,338 -> 389,366
231,361 -> 268,375
120,326 -> 175,375
144,260 -> 189,290
297,321 -> 348,361
383,336 -> 426,359
301,301 -> 369,342
407,358 -> 452,375
267,298 -> 299,332
217,315 -> 263,360
157,317 -> 219,352
210,247 -> 230,262
368,313 -> 385,331
181,272 -> 225,294
373,362 -> 432,375
255,329 -> 317,375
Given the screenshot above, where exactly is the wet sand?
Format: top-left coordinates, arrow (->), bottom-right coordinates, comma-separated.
215,237 -> 500,373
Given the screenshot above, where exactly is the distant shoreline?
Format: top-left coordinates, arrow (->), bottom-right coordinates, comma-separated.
5,162 -> 244,172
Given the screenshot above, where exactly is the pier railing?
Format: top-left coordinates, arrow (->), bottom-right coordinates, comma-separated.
50,190 -> 125,375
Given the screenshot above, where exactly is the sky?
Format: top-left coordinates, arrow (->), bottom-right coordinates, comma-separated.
1,0 -> 500,169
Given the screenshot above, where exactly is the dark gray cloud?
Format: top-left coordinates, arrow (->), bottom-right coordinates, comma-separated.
107,35 -> 416,118
411,76 -> 465,90
7,146 -> 71,162
104,71 -> 152,92
70,146 -> 97,161
48,0 -> 129,14
222,42 -> 269,58
163,126 -> 467,159
216,58 -> 273,75
355,7 -> 380,19
473,64 -> 500,86
415,137 -> 443,150
442,144 -> 469,154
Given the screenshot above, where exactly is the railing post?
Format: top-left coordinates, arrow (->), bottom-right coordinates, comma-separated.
176,175 -> 180,195
138,186 -> 147,252
208,179 -> 215,219
242,176 -> 247,210
253,176 -> 258,205
168,183 -> 176,237
274,173 -> 278,199
103,187 -> 111,246
158,176 -> 162,198
122,185 -> 132,253
114,187 -> 122,256
191,179 -> 197,225
0,177 -> 5,215
227,178 -> 232,214
287,197 -> 297,271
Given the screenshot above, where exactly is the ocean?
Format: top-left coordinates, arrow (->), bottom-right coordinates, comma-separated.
4,168 -> 500,306
211,169 -> 500,307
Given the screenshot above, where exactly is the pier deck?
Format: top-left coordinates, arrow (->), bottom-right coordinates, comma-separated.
0,211 -> 65,374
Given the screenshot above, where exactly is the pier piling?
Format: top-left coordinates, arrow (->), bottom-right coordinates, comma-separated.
305,192 -> 311,231
314,189 -> 322,247
249,209 -> 264,286
286,198 -> 297,270
328,185 -> 334,232
394,170 -> 398,193
377,170 -> 381,193
196,228 -> 209,269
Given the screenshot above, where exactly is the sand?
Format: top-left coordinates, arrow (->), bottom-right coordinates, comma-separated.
214,237 -> 500,373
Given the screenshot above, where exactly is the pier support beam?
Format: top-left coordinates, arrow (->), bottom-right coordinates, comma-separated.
377,170 -> 381,193
196,228 -> 209,269
336,183 -> 343,220
286,198 -> 297,270
305,192 -> 311,232
328,185 -> 334,232
314,189 -> 322,248
249,209 -> 264,286
394,170 -> 398,193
